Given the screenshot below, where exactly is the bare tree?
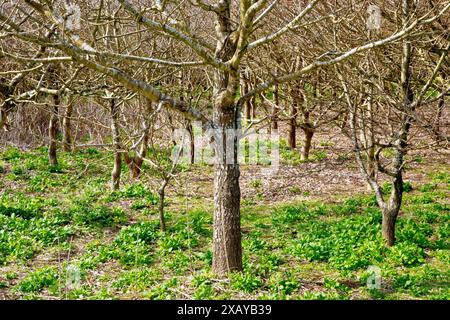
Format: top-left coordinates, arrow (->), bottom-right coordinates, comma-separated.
1,0 -> 447,275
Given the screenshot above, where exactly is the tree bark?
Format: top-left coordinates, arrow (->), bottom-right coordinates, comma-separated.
213,105 -> 242,274
0,100 -> 14,132
241,79 -> 252,124
48,94 -> 59,166
186,121 -> 195,165
213,161 -> 242,274
383,173 -> 403,246
382,207 -> 397,247
158,181 -> 168,232
63,102 -> 73,152
271,84 -> 279,131
366,146 -> 376,190
251,95 -> 257,120
364,85 -> 376,190
0,107 -> 8,131
287,103 -> 297,149
300,124 -> 314,161
433,75 -> 445,143
111,153 -> 122,191
110,99 -> 122,191
211,102 -> 242,275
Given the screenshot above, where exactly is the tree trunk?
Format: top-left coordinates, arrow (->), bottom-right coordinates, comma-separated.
383,172 -> 403,246
158,181 -> 167,232
0,85 -> 15,132
300,125 -> 314,161
366,146 -> 376,190
110,99 -> 122,191
213,160 -> 242,275
251,95 -> 257,120
112,152 -> 122,191
287,103 -> 297,149
271,85 -> 279,131
136,125 -> 150,176
125,157 -> 143,179
211,4 -> 242,276
241,80 -> 252,124
245,101 -> 251,123
433,82 -> 445,143
186,121 -> 195,165
0,108 -> 7,131
212,101 -> 242,276
63,102 -> 73,152
382,207 -> 397,247
48,94 -> 59,166
365,85 -> 376,190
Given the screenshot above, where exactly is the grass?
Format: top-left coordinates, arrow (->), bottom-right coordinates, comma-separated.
0,147 -> 448,300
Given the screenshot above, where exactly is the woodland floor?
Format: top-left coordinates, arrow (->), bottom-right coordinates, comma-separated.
0,134 -> 449,300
